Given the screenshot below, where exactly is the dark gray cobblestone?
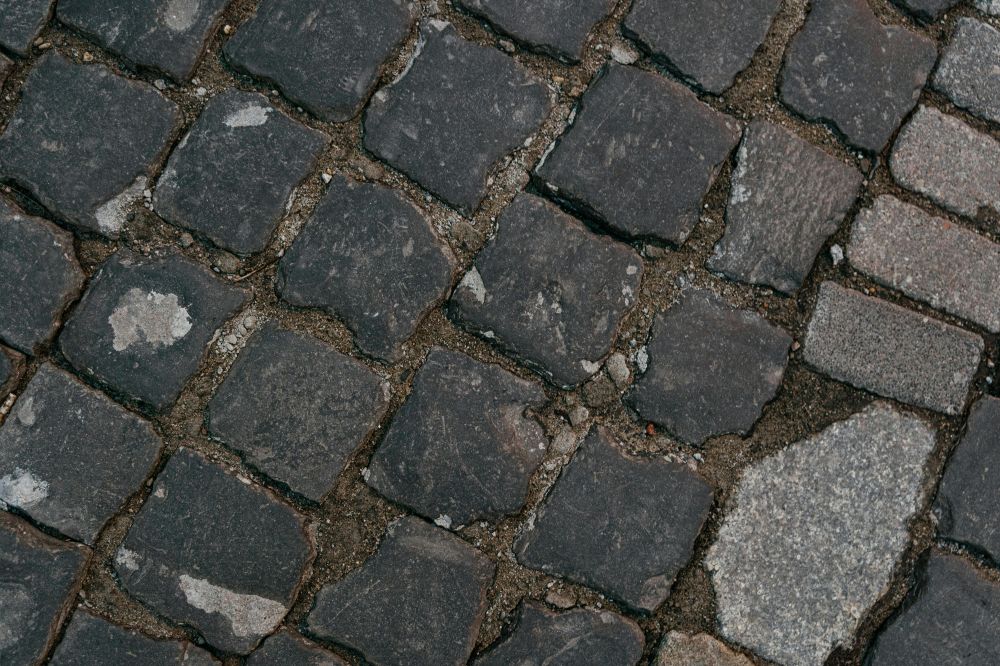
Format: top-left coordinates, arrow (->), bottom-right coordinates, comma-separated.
934,18 -> 1000,124
0,0 -> 53,56
246,629 -> 346,666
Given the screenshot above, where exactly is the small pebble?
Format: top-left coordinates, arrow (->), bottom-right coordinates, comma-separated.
606,353 -> 630,388
544,588 -> 576,609
569,406 -> 590,427
552,429 -> 578,455
830,244 -> 844,266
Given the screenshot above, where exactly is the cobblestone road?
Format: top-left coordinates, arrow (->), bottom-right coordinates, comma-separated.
1,1 -> 999,665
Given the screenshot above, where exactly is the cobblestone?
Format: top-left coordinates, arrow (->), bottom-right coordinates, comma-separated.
893,0 -> 961,20
246,629 -> 346,666
934,19 -> 1000,124
536,64 -> 740,243
656,632 -> 753,666
0,0 -> 53,56
50,610 -> 217,665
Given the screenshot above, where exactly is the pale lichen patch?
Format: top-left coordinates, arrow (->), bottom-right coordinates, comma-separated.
0,468 -> 49,508
108,288 -> 193,352
177,574 -> 287,638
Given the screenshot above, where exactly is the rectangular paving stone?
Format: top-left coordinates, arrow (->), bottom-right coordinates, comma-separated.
934,19 -> 1000,124
277,177 -> 456,362
115,448 -> 313,654
308,516 -> 495,666
0,0 -> 53,56
708,119 -> 862,294
57,0 -> 230,82
849,195 -> 1000,333
155,90 -> 328,255
780,0 -> 936,152
364,20 -> 552,213
0,364 -> 162,544
450,193 -> 642,388
535,64 -> 740,243
247,629 -> 346,666
456,0 -> 615,62
0,512 -> 88,665
59,252 -> 248,412
803,282 -> 983,414
624,0 -> 781,94
0,197 -> 85,354
367,347 -> 547,527
891,106 -> 1000,220
207,323 -> 389,502
225,0 -> 415,123
515,426 -> 713,612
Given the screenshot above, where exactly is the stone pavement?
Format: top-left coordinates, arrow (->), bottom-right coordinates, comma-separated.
0,1 -> 998,665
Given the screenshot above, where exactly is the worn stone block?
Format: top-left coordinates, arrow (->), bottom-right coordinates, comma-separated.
0,54 -> 179,237
0,0 -> 53,56
308,516 -> 494,666
536,64 -> 739,243
247,629 -> 346,666
803,282 -> 982,415
115,449 -> 312,654
277,177 -> 455,361
450,193 -> 642,388
207,323 -> 389,502
656,632 -> 753,666
59,252 -> 247,411
934,19 -> 1000,124
976,0 -> 1000,16
627,289 -> 791,445
780,0 -> 937,152
0,197 -> 84,354
515,427 -> 712,611
708,120 -> 861,294
364,21 -> 551,213
50,611 -> 217,665
893,0 -> 961,20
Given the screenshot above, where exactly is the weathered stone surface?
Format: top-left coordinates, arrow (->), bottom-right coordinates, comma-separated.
893,0 -> 961,20
456,0 -> 614,61
156,90 -> 327,255
0,197 -> 84,354
708,120 -> 861,293
934,19 -> 1000,124
866,551 -> 1000,665
450,193 -> 642,388
0,53 -> 11,86
59,252 -> 247,411
207,323 -> 389,502
976,0 -> 1000,16
707,405 -> 937,666
780,0 -> 936,152
849,195 -> 1000,333
627,289 -> 791,445
0,364 -> 161,544
364,21 -> 551,213
115,448 -> 312,654
57,0 -> 229,82
225,0 -> 415,123
50,610 -> 217,665
0,0 -> 53,56
624,0 -> 781,94
935,396 -> 1000,562
656,632 -> 753,666
0,512 -> 87,665
803,282 -> 982,415
475,601 -> 644,666
0,54 -> 179,237
308,516 -> 494,666
247,629 -> 346,666
536,64 -> 739,243
891,106 -> 1000,219
368,348 -> 546,526
515,427 -> 712,611
277,177 -> 455,361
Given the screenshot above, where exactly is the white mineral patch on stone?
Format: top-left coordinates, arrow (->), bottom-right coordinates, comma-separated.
109,288 -> 193,352
459,266 -> 486,304
580,359 -> 602,375
0,468 -> 49,508
178,574 -> 287,638
434,514 -> 452,529
15,397 -> 36,427
115,547 -> 141,571
163,0 -> 201,32
225,103 -> 272,128
95,176 -> 147,235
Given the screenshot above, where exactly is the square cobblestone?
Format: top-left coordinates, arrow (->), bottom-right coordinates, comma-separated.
624,0 -> 781,94
0,364 -> 161,544
535,64 -> 740,243
708,120 -> 862,294
0,197 -> 84,354
59,252 -> 247,412
155,90 -> 328,256
367,347 -> 547,527
207,323 -> 389,502
456,0 -> 615,62
933,19 -> 1000,124
450,193 -> 642,388
0,54 -> 179,237
308,516 -> 495,666
803,282 -> 982,415
115,448 -> 313,654
515,427 -> 713,611
50,610 -> 217,665
57,0 -> 230,82
0,0 -> 53,56
627,288 -> 791,445
247,629 -> 346,666
0,512 -> 87,665
277,177 -> 456,361
780,0 -> 937,152
224,0 -> 415,123
364,20 -> 552,213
